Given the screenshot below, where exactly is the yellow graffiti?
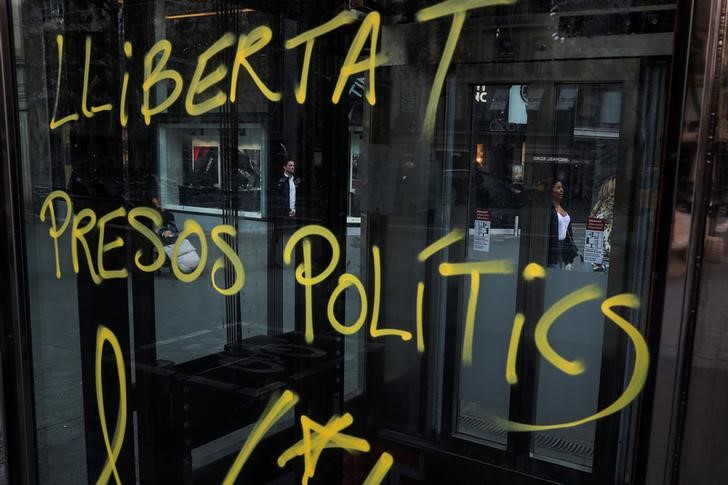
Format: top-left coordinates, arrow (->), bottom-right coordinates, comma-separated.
363,452 -> 395,485
332,12 -> 382,105
120,42 -> 132,127
96,207 -> 128,281
72,208 -> 102,284
127,207 -> 165,272
230,26 -> 282,103
186,33 -> 236,116
95,325 -> 127,485
40,191 -> 248,295
523,262 -> 546,281
142,39 -> 184,125
82,36 -> 113,118
439,259 -> 513,276
210,224 -> 245,295
493,293 -> 647,431
39,190 -> 73,278
505,312 -> 525,384
284,225 -> 340,283
369,246 -> 413,341
417,229 -> 464,262
416,281 -> 426,352
417,0 -> 518,21
170,219 -> 208,282
439,260 -> 513,365
535,284 -> 603,376
49,35 -> 79,129
222,390 -> 299,485
416,229 -> 465,353
284,225 -> 340,343
278,414 -> 370,485
285,11 -> 357,104
416,0 -> 517,140
328,273 -> 368,335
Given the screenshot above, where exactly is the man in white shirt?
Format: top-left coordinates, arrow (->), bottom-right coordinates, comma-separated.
275,159 -> 298,218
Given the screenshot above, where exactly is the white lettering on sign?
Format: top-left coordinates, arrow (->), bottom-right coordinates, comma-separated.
474,85 -> 488,103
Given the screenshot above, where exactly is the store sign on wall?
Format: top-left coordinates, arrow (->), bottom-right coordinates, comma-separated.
37,0 -> 651,483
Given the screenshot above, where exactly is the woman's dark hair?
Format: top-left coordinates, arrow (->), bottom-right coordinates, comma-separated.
551,176 -> 567,190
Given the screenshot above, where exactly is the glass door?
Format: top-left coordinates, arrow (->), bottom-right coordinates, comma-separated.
444,58 -> 664,484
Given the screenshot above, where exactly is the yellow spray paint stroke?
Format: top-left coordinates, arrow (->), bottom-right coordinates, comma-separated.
417,0 -> 518,21
95,325 -> 127,485
284,225 -> 340,343
303,239 -> 315,343
416,281 -> 426,353
120,42 -> 132,127
439,259 -> 513,276
490,293 -> 646,432
49,35 -> 79,129
418,11 -> 463,141
142,39 -> 184,125
363,452 -> 394,485
332,12 -> 383,105
186,33 -> 236,116
82,36 -> 113,118
462,270 -> 480,366
127,207 -> 165,272
438,259 -> 513,365
523,262 -> 546,281
284,225 -> 340,283
328,273 -> 368,335
416,229 -> 464,353
285,11 -> 357,104
97,207 -> 128,280
278,414 -> 370,485
369,246 -> 413,341
230,26 -> 282,103
72,208 -> 102,284
171,219 -> 208,282
222,390 -> 300,485
39,190 -> 73,278
534,284 -> 603,376
505,312 -> 526,384
417,228 -> 464,262
210,224 -> 245,296
416,0 -> 517,141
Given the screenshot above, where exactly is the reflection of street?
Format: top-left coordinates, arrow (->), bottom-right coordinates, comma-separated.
26,214 -> 362,484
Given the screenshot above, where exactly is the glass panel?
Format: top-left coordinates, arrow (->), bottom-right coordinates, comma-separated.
8,0 -> 677,483
456,84 -> 524,446
530,83 -> 623,469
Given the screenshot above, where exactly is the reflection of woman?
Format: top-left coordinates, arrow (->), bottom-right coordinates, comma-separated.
548,178 -> 578,269
589,176 -> 615,271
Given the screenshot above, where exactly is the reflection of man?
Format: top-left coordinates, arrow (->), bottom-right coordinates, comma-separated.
275,160 -> 298,217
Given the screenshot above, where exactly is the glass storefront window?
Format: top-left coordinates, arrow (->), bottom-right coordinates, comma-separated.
7,0 -> 680,483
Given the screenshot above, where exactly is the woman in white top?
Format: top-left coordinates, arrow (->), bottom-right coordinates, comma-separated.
548,178 -> 578,268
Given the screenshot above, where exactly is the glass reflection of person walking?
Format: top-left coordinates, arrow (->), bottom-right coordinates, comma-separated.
589,176 -> 616,271
275,160 -> 299,218
548,178 -> 579,269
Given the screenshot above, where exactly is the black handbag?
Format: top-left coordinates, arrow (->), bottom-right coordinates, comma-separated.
563,230 -> 579,264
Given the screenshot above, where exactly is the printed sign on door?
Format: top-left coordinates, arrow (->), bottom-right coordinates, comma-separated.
584,217 -> 606,264
474,209 -> 491,253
